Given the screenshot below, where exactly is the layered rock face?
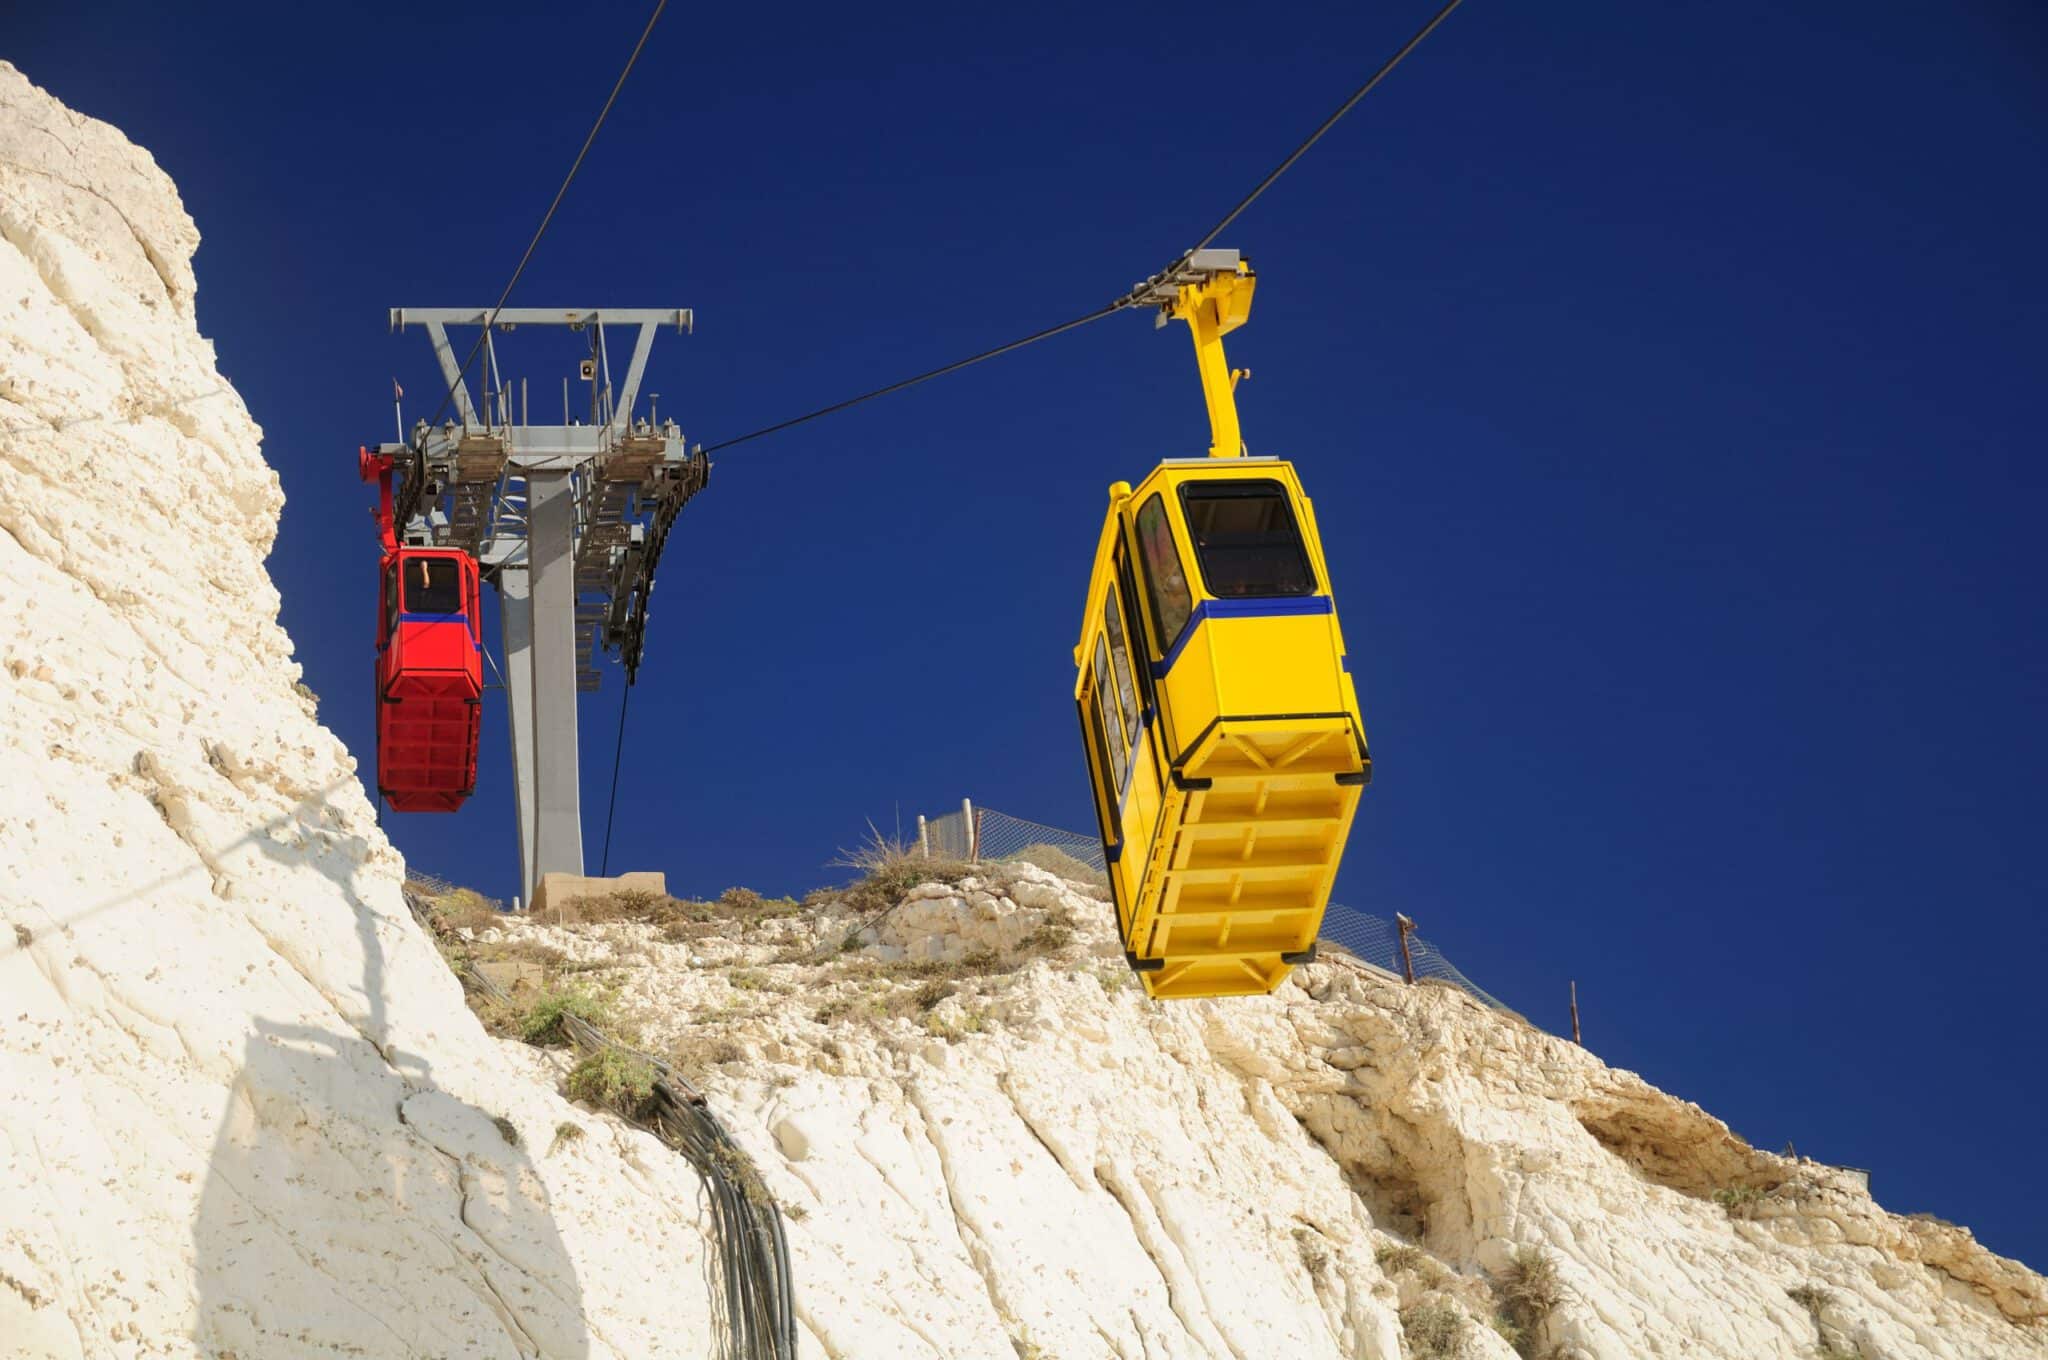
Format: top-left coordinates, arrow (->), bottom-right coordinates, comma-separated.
487,866 -> 2048,1360
0,64 -> 715,1358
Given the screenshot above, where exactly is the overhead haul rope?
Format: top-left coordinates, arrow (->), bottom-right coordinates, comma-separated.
698,303 -> 1124,455
695,0 -> 1464,457
1189,0 -> 1463,252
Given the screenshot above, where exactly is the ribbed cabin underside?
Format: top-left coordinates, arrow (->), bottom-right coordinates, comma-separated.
1131,716 -> 1363,998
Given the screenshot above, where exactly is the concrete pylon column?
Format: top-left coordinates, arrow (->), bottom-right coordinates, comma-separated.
525,469 -> 584,885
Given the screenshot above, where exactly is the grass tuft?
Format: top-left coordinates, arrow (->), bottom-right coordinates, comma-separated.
1492,1246 -> 1563,1356
1788,1284 -> 1860,1359
831,826 -> 972,915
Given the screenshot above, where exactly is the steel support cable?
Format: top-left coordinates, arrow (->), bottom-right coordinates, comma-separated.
1190,0 -> 1464,252
697,301 -> 1124,455
599,682 -> 630,875
422,0 -> 668,430
695,0 -> 1464,458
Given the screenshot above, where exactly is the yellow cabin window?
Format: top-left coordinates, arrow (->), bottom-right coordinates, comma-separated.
1103,589 -> 1139,750
1135,494 -> 1193,652
1180,480 -> 1316,598
1083,684 -> 1120,841
1091,638 -> 1128,793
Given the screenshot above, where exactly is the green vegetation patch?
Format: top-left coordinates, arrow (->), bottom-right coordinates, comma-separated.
519,987 -> 616,1047
566,1049 -> 660,1120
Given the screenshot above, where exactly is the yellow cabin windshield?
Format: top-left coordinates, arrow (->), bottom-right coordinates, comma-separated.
1178,480 -> 1317,598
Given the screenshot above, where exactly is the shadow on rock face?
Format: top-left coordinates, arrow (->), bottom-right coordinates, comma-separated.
191,788 -> 591,1357
193,1018 -> 591,1357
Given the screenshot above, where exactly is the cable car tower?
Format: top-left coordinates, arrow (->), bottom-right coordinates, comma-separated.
369,308 -> 708,905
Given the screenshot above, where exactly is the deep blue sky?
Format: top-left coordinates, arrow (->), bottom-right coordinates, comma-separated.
14,1 -> 2045,1267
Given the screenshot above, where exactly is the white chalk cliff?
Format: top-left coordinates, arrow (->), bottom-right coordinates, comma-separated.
0,63 -> 718,1358
2,62 -> 2044,1360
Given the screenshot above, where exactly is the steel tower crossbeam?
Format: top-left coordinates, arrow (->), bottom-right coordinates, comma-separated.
378,307 -> 709,905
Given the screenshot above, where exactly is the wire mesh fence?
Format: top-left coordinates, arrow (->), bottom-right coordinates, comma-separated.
1314,905 -> 1514,1013
918,801 -> 1107,882
913,800 -> 1513,1019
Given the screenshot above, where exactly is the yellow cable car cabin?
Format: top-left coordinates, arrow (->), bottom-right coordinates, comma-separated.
1075,252 -> 1370,999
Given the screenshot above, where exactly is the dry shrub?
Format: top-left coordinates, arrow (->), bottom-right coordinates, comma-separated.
1094,965 -> 1130,994
1377,1243 -> 1450,1291
661,918 -> 722,944
1788,1284 -> 1833,1315
552,887 -> 682,925
923,1005 -> 990,1042
667,1032 -> 745,1084
565,1049 -> 659,1119
1016,919 -> 1075,955
811,994 -> 870,1025
1294,1226 -> 1331,1279
1400,1301 -> 1469,1359
1713,1184 -> 1767,1217
722,888 -> 803,929
491,1115 -> 521,1147
413,882 -> 506,935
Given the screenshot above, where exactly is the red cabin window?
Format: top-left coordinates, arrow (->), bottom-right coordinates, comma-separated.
404,556 -> 465,615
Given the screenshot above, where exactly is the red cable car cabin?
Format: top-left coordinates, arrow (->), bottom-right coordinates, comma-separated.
373,547 -> 483,812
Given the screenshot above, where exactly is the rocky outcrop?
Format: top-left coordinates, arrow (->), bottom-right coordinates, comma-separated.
0,63 -> 715,1358
478,866 -> 2048,1360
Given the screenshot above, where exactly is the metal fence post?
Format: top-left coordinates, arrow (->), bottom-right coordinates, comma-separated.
962,798 -> 977,861
1395,912 -> 1416,984
1570,980 -> 1582,1044
917,814 -> 929,858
